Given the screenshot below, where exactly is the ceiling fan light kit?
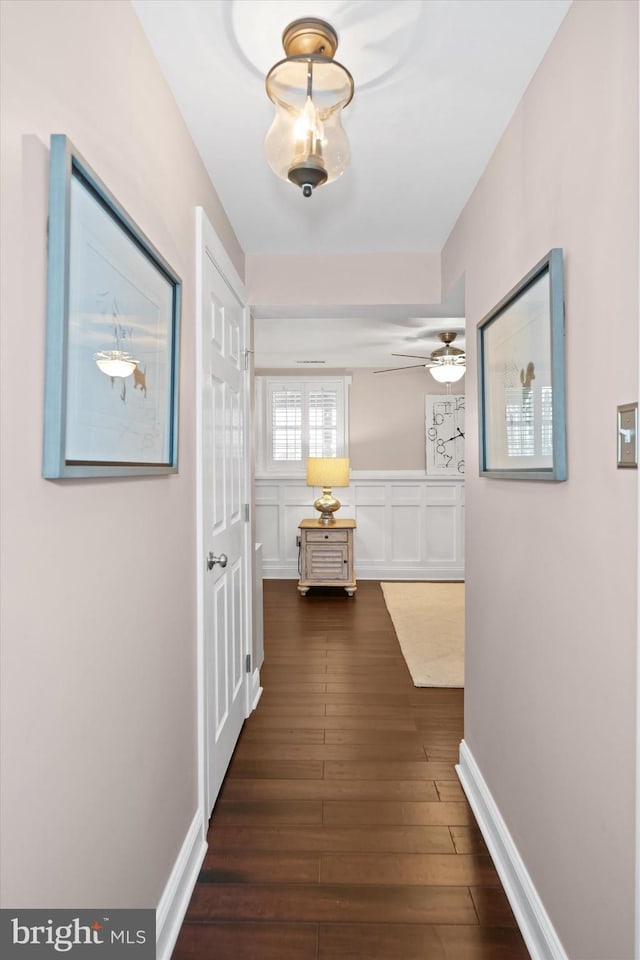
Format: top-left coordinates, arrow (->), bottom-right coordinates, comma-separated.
375,331 -> 466,383
264,18 -> 354,198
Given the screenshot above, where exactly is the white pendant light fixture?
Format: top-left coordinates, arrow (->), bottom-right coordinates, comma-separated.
265,18 -> 354,198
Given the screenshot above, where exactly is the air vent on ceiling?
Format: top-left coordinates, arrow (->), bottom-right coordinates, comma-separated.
296,360 -> 326,364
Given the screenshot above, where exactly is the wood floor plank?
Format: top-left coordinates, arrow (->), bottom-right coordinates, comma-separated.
220,779 -> 441,803
324,728 -> 425,746
326,680 -> 414,694
435,779 -> 467,802
186,882 -> 478,924
248,703 -> 327,716
242,715 -> 418,731
425,744 -> 462,762
326,703 -> 418,718
214,800 -> 323,825
322,801 -> 473,826
200,850 -> 320,883
227,759 -> 324,780
174,922 -> 318,960
207,824 -> 456,854
318,923 -> 531,959
237,743 -> 425,762
469,886 -> 520,927
259,692 -> 412,706
319,852 -> 501,887
324,760 -> 453,780
259,681 -> 328,693
449,826 -> 490,855
240,726 -> 326,744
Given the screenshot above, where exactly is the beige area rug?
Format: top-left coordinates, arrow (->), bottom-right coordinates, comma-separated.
380,582 -> 464,688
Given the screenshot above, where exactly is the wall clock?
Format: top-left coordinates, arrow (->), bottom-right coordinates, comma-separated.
425,395 -> 465,476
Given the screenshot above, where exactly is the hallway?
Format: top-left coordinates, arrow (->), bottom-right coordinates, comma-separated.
174,580 -> 529,959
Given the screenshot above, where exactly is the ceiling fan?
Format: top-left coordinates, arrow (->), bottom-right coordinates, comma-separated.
375,332 -> 466,384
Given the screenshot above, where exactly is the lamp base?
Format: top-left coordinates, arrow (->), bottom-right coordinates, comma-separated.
313,488 -> 341,524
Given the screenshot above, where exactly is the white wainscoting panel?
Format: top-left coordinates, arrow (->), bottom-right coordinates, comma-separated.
255,471 -> 464,580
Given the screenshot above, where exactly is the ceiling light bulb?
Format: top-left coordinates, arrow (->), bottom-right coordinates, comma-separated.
294,95 -> 323,143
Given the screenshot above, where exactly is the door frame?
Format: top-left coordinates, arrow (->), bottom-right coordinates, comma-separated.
195,206 -> 253,833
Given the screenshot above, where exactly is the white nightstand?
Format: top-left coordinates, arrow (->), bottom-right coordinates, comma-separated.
297,518 -> 357,597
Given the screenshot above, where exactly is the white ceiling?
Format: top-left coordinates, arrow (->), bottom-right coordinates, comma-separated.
132,0 -> 572,367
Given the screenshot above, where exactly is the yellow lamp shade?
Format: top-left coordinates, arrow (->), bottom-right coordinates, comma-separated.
306,457 -> 350,488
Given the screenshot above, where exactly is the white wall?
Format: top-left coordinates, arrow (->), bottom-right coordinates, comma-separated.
0,0 -> 242,914
350,368 -> 465,470
443,2 -> 638,956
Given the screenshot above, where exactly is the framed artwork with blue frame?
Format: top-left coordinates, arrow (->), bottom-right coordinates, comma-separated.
477,248 -> 566,481
43,134 -> 181,478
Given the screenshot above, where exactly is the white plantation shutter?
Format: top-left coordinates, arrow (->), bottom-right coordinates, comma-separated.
257,378 -> 348,474
272,389 -> 302,460
308,388 -> 338,457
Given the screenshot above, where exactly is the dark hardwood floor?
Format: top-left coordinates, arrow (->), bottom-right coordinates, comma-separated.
173,580 -> 530,959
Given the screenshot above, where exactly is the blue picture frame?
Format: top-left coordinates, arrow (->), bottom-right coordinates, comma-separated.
43,135 -> 181,478
477,248 -> 566,481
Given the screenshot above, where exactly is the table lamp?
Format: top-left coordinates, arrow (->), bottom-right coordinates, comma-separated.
306,457 -> 350,524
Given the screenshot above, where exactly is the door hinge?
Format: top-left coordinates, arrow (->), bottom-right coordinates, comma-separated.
244,502 -> 250,522
245,653 -> 252,673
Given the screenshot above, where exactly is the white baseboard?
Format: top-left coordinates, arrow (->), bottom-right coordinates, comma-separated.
250,667 -> 262,711
456,741 -> 568,960
156,810 -> 207,960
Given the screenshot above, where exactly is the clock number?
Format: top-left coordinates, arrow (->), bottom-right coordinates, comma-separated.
458,459 -> 465,474
427,427 -> 437,440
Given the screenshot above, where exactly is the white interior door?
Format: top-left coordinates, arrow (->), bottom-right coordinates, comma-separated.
198,211 -> 250,819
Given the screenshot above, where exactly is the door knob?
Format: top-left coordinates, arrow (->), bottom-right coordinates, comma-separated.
207,552 -> 228,570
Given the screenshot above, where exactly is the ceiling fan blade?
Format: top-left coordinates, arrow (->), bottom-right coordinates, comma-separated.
374,363 -> 429,373
391,353 -> 433,360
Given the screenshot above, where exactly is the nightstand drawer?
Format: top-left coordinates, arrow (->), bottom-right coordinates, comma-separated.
305,529 -> 348,542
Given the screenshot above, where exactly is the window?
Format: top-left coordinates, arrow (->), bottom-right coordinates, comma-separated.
256,377 -> 349,475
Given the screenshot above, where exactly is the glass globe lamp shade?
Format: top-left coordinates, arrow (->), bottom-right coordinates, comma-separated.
429,361 -> 466,384
265,22 -> 353,197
